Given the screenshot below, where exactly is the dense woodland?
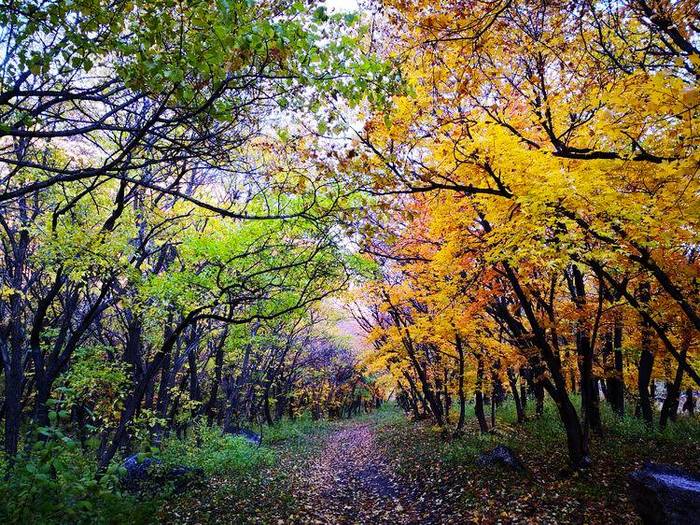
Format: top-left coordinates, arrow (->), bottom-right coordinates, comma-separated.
0,0 -> 699,523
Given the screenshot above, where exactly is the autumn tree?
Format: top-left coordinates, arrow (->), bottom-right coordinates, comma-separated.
347,0 -> 699,469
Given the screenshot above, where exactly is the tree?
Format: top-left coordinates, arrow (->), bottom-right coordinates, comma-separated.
345,0 -> 699,470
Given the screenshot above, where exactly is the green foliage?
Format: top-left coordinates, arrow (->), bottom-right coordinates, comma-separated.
0,430 -> 154,525
345,252 -> 381,280
158,422 -> 274,476
61,345 -> 131,423
3,0 -> 398,114
381,398 -> 700,473
442,397 -> 700,465
600,403 -> 700,450
264,413 -> 334,445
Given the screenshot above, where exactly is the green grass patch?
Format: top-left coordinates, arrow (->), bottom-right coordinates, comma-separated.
159,422 -> 275,476
263,413 -> 335,446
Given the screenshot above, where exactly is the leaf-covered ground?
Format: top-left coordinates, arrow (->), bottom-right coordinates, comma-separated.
160,404 -> 700,524
289,422 -> 423,523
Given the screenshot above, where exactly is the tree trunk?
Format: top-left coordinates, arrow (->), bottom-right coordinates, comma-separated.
682,388 -> 695,414
205,335 -> 225,424
3,364 -> 22,458
638,283 -> 655,426
660,331 -> 691,428
443,367 -> 451,425
604,319 -> 625,417
475,356 -> 489,433
570,266 -> 602,436
455,335 -> 466,432
508,368 -> 525,423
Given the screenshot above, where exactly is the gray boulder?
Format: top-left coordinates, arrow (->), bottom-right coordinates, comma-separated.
121,454 -> 203,495
476,445 -> 526,472
121,455 -> 162,492
628,463 -> 700,525
224,426 -> 262,446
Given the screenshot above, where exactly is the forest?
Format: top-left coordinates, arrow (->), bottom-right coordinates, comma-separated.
0,0 -> 698,523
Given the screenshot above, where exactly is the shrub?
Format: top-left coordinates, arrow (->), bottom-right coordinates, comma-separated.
0,428 -> 155,525
264,413 -> 332,445
158,422 -> 274,476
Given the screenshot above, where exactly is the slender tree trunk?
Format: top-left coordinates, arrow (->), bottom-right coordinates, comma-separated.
402,371 -> 424,419
534,376 -> 544,417
3,364 -> 22,458
475,356 -> 489,433
566,347 -> 577,395
638,283 -> 655,426
659,370 -> 682,428
508,368 -> 525,423
604,319 -> 625,417
443,367 -> 451,425
660,329 -> 690,429
519,368 -> 528,411
638,342 -> 655,425
263,384 -> 274,425
205,336 -> 225,424
455,335 -> 466,432
683,388 -> 695,414
570,266 -> 602,436
2,229 -> 29,458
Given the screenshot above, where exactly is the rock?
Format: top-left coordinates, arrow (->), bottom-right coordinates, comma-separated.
121,454 -> 162,493
121,454 -> 203,495
628,463 -> 700,525
224,426 -> 262,446
476,445 -> 526,472
164,465 -> 205,494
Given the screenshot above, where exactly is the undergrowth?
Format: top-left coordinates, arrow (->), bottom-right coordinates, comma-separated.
375,397 -> 700,524
0,415 -> 334,524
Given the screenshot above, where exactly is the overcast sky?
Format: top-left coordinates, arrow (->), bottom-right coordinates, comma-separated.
325,0 -> 360,12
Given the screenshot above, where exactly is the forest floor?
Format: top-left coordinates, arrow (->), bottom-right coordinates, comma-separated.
160,403 -> 700,524
284,421 -> 423,523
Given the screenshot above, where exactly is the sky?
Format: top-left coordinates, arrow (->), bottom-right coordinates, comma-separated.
325,0 -> 360,12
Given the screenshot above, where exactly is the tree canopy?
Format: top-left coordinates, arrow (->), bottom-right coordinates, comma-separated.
0,0 -> 699,521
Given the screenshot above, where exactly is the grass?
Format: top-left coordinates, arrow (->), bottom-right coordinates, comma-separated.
0,414 -> 343,525
9,401 -> 693,524
264,413 -> 337,447
374,397 -> 700,524
159,422 -> 275,476
157,414 -> 347,524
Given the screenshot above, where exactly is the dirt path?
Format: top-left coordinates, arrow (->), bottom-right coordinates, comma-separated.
290,421 -> 423,524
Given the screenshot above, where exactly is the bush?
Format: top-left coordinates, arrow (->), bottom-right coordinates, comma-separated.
0,420 -> 280,524
0,428 -> 155,525
264,413 -> 333,445
158,422 -> 274,476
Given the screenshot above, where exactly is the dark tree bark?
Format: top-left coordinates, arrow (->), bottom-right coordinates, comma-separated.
568,266 -> 602,436
455,334 -> 467,432
604,317 -> 625,417
508,367 -> 525,423
519,368 -> 528,411
475,356 -> 489,433
682,388 -> 695,415
1,226 -> 30,458
637,283 -> 655,427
